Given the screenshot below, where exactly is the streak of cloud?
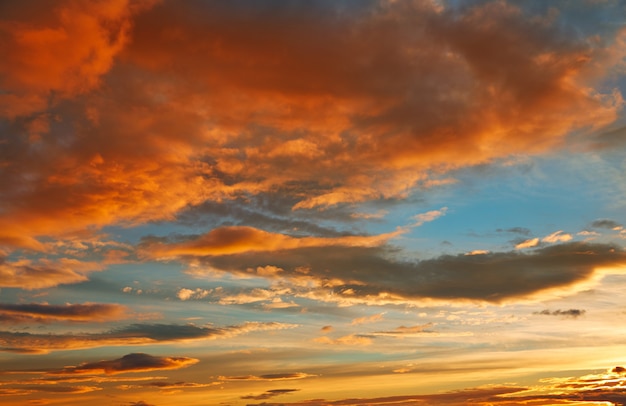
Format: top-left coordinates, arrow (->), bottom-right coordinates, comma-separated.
0,322 -> 298,354
0,302 -> 128,323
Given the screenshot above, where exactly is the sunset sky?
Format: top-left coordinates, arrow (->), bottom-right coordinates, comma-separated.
1,1 -> 626,405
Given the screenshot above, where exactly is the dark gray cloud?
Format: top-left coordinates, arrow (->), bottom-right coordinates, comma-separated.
51,353 -> 198,375
0,322 -> 295,353
534,309 -> 586,318
220,372 -> 313,381
496,227 -> 531,236
186,242 -> 626,303
591,219 -> 623,229
594,125 -> 626,149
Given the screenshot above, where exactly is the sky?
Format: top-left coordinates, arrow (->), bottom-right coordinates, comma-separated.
1,0 -> 626,405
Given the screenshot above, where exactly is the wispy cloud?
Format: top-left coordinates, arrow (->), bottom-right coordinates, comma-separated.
0,302 -> 128,323
241,388 -> 300,400
534,309 -> 587,318
0,322 -> 298,353
219,373 -> 314,382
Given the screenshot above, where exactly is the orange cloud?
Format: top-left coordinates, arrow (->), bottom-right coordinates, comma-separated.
50,353 -> 198,375
0,258 -> 104,290
121,0 -> 621,212
142,226 -> 402,258
314,334 -> 372,346
0,302 -> 127,323
218,373 -> 314,382
0,0 -> 155,118
0,0 -> 622,261
0,321 -> 297,354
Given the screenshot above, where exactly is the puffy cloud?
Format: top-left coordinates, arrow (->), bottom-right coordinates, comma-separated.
0,0 -> 623,253
0,0 -> 154,118
176,288 -> 210,301
0,302 -> 127,323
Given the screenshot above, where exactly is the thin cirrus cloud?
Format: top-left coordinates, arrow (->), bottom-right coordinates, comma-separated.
219,373 -> 314,382
0,0 -> 623,252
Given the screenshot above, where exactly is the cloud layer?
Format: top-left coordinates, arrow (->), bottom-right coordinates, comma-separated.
0,0 -> 623,253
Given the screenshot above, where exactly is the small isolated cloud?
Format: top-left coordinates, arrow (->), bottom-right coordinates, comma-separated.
130,402 -> 155,406
177,288 -> 211,301
612,366 -> 626,374
578,230 -> 600,237
534,309 -> 586,318
411,207 -> 448,227
262,298 -> 300,310
119,381 -> 218,393
371,323 -> 436,337
351,313 -> 385,325
51,353 -> 198,375
465,250 -> 489,256
497,227 -> 531,236
321,325 -> 333,332
241,388 -> 299,400
122,286 -> 143,295
592,219 -> 623,229
219,373 -> 313,382
314,334 -> 372,346
542,230 -> 573,244
515,237 -> 540,249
